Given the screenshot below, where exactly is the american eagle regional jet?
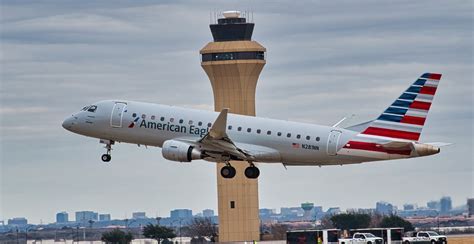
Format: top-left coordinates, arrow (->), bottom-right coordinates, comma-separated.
63,73 -> 447,179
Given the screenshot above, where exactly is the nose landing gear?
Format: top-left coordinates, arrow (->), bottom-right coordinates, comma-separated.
100,139 -> 114,162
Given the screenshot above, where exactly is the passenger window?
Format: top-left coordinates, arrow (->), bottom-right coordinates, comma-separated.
238,127 -> 242,131
142,114 -> 146,119
247,128 -> 251,133
179,119 -> 184,124
296,134 -> 301,139
170,118 -> 174,122
160,117 -> 165,121
287,133 -> 291,138
198,121 -> 203,126
277,132 -> 282,136
257,129 -> 261,134
228,125 -> 232,130
87,105 -> 97,112
151,115 -> 155,120
132,113 -> 137,118
207,122 -> 212,127
189,120 -> 193,125
316,137 -> 320,141
267,130 -> 271,135
306,136 -> 310,140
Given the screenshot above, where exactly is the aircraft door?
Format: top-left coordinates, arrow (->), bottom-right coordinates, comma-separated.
327,130 -> 342,156
110,102 -> 127,127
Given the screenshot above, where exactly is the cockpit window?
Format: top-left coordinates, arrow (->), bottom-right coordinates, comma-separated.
87,105 -> 97,112
81,106 -> 90,111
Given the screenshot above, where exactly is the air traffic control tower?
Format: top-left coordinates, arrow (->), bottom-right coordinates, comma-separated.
200,11 -> 265,242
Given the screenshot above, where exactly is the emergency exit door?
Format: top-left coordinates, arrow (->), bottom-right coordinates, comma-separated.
110,102 -> 127,127
327,130 -> 342,156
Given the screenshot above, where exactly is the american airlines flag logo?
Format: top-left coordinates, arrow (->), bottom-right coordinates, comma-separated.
128,117 -> 140,128
292,143 -> 300,148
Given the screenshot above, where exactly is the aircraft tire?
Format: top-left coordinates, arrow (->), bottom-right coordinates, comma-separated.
245,166 -> 260,179
101,154 -> 111,162
221,166 -> 236,178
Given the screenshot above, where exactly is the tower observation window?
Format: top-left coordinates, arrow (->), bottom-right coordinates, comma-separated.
202,51 -> 265,62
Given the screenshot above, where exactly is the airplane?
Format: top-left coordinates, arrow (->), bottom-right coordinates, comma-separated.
62,73 -> 447,179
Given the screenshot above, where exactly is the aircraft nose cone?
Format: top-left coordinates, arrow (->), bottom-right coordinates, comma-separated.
62,116 -> 75,130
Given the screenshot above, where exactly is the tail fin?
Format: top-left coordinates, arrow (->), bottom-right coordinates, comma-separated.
360,73 -> 442,141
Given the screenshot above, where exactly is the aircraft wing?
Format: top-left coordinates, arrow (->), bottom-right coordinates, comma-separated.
176,108 -> 280,163
198,108 -> 253,161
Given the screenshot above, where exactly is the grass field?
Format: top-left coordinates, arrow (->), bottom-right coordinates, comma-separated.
448,235 -> 474,244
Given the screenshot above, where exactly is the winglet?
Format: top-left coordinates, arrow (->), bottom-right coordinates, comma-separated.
209,108 -> 229,139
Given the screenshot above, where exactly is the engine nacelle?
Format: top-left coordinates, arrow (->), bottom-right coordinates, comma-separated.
413,143 -> 440,156
162,140 -> 203,162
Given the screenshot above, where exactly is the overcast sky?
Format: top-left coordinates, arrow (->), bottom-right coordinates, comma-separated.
1,0 -> 473,224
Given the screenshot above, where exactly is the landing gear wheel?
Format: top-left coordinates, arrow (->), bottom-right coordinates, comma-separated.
101,154 -> 111,162
244,166 -> 260,179
221,166 -> 236,178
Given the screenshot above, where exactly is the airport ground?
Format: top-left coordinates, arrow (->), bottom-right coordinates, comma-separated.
0,234 -> 472,244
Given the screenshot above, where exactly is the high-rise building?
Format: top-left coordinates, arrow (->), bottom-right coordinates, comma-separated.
404,204 -> 416,211
99,214 -> 111,221
376,201 -> 394,215
427,200 -> 440,210
200,10 -> 266,242
170,209 -> 193,220
56,212 -> 69,223
132,212 -> 147,219
203,209 -> 215,217
75,211 -> 98,222
440,196 -> 452,213
8,218 -> 27,226
467,198 -> 474,217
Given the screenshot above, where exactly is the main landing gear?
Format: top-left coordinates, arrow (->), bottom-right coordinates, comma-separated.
244,163 -> 260,179
220,162 -> 260,179
100,139 -> 114,162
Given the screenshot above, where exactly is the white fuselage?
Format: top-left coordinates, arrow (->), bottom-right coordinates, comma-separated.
62,100 -> 417,166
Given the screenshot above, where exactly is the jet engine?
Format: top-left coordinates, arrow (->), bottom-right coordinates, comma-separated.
413,143 -> 440,156
162,140 -> 203,162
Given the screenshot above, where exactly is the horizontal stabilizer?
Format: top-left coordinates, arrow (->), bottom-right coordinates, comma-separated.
425,142 -> 453,147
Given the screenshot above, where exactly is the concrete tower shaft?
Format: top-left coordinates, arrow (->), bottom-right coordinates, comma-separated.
200,11 -> 266,242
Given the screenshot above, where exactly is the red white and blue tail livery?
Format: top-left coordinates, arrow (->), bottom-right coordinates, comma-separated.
340,73 -> 445,161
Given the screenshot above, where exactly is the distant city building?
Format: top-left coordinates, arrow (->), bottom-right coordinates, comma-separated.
348,208 -> 376,215
281,207 -> 304,217
398,208 -> 438,218
99,214 -> 111,221
56,212 -> 69,223
404,204 -> 416,211
170,209 -> 192,220
376,201 -> 394,215
132,212 -> 146,219
468,198 -> 474,217
326,207 -> 341,215
75,211 -> 98,222
203,209 -> 214,217
8,218 -> 27,226
440,196 -> 452,213
427,200 -> 440,210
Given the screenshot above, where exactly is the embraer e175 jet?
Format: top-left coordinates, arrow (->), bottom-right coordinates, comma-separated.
63,73 -> 447,179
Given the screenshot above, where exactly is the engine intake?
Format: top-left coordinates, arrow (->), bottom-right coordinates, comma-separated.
162,140 -> 203,162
